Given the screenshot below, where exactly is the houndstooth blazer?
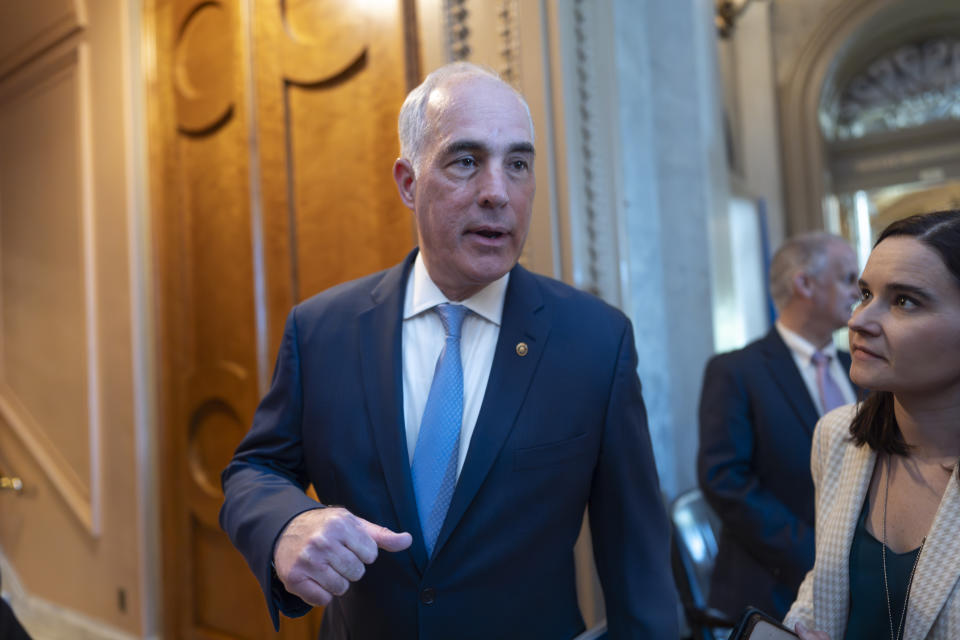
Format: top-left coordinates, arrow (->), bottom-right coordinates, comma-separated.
784,405 -> 960,639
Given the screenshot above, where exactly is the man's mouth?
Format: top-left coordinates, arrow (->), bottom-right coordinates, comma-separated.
468,227 -> 509,240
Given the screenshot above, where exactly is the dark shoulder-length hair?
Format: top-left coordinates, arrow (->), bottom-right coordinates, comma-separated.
849,209 -> 960,453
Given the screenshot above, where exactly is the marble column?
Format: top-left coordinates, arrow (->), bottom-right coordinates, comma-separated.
609,0 -> 729,497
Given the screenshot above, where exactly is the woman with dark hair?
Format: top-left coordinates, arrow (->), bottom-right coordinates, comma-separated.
786,210 -> 960,640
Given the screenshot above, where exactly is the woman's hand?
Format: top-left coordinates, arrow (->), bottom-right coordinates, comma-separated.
795,621 -> 831,640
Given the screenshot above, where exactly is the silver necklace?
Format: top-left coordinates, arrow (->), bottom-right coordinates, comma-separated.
881,455 -> 926,640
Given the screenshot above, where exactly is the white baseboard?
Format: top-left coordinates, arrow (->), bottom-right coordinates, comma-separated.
0,551 -> 156,640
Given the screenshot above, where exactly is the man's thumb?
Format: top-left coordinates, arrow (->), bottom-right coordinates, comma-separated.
365,523 -> 413,552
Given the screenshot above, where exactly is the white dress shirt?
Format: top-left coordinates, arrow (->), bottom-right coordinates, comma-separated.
402,253 -> 508,477
775,321 -> 856,415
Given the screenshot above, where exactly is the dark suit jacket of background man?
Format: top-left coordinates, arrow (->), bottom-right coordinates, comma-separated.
220,249 -> 678,639
697,328 -> 855,620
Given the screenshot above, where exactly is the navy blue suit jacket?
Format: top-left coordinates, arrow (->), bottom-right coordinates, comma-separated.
696,328 -> 855,620
220,251 -> 678,639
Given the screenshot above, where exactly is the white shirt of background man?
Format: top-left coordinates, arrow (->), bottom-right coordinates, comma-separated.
776,321 -> 856,415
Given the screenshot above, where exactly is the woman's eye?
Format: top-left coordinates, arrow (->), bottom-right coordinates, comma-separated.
858,289 -> 871,303
894,294 -> 917,309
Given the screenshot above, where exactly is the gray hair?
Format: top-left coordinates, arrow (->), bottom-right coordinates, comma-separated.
769,232 -> 846,310
397,62 -> 535,174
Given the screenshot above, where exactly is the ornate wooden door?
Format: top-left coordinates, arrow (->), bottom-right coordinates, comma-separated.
146,1 -> 419,637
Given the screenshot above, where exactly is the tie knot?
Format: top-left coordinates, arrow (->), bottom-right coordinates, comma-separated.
811,350 -> 830,368
436,304 -> 468,339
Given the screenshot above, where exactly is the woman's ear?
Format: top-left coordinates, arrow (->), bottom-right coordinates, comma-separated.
393,158 -> 416,209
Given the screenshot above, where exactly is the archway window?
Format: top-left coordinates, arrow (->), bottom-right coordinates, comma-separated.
820,38 -> 960,141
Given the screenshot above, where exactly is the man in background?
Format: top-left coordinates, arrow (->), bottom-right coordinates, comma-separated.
697,232 -> 860,620
221,62 -> 678,639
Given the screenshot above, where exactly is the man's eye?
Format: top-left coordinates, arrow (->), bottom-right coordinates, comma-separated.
509,159 -> 528,171
456,157 -> 476,168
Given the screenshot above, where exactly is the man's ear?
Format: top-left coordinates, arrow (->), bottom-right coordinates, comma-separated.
393,158 -> 416,210
792,271 -> 814,299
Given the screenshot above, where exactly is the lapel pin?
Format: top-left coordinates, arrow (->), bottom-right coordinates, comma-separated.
516,342 -> 528,357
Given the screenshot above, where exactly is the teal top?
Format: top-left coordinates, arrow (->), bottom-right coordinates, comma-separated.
844,495 -> 922,640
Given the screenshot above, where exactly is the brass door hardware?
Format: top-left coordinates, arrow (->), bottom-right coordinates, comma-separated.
0,469 -> 23,492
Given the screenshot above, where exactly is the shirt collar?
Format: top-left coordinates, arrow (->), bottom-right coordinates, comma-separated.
403,252 -> 509,326
776,320 -> 838,364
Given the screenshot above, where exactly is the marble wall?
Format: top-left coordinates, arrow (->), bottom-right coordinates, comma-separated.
609,0 -> 728,497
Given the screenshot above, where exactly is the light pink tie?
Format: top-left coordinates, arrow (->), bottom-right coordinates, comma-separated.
811,350 -> 845,413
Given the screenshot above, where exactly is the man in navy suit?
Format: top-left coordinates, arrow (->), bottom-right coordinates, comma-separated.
220,62 -> 678,639
697,232 -> 861,621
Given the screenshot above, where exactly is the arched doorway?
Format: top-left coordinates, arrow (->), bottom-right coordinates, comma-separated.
779,0 -> 960,245
821,33 -> 960,264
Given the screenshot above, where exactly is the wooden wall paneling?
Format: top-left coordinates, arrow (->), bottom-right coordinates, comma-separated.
253,0 -> 419,376
154,0 -> 285,637
0,43 -> 97,535
0,0 -> 147,633
285,2 -> 416,303
153,0 -> 421,637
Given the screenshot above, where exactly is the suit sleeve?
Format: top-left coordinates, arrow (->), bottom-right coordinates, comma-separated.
696,354 -> 814,587
219,308 -> 324,629
589,321 -> 680,639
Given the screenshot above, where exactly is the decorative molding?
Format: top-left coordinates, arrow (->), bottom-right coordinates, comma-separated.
778,0 -> 960,232
779,0 -> 899,232
543,0 -> 620,303
402,0 -> 422,90
828,120 -> 960,192
0,387 -> 94,533
0,0 -> 84,81
275,1 -> 368,86
572,0 -> 601,298
825,38 -> 960,140
173,1 -> 234,135
0,41 -> 101,537
268,1 -> 372,303
184,360 -> 255,529
497,0 -> 520,85
282,51 -> 368,302
444,0 -> 471,61
79,26 -> 102,541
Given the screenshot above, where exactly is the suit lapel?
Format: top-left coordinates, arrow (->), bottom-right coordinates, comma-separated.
760,329 -> 819,433
432,266 -> 550,557
904,472 -> 960,638
815,440 -> 875,640
357,251 -> 430,572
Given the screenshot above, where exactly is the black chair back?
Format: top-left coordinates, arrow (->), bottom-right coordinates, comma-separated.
670,488 -> 734,640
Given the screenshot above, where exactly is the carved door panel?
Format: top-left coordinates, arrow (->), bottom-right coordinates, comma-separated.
148,0 -> 418,638
0,0 -> 149,636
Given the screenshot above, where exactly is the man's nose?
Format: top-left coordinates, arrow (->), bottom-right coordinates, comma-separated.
477,165 -> 508,208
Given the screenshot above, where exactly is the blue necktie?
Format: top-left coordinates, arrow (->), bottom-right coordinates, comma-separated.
412,303 -> 468,557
